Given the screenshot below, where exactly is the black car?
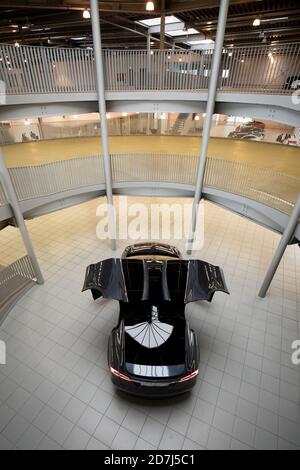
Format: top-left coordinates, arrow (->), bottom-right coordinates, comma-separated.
82,243 -> 229,397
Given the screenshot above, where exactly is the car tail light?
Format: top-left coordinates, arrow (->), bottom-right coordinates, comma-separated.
110,367 -> 132,382
179,369 -> 199,382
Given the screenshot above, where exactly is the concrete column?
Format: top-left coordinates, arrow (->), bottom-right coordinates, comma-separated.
0,149 -> 44,284
90,0 -> 117,251
187,0 -> 229,254
259,195 -> 300,298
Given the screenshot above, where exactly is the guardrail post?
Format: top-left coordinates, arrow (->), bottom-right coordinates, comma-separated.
147,31 -> 151,89
90,0 -> 117,251
160,0 -> 166,50
0,149 -> 44,285
187,0 -> 229,254
258,194 -> 300,298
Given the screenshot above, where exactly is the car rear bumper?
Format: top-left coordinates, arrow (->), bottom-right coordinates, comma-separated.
111,374 -> 197,398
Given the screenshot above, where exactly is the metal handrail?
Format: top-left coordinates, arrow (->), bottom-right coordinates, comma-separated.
1,43 -> 299,95
0,255 -> 36,286
0,181 -> 7,206
2,154 -> 298,215
8,155 -> 105,200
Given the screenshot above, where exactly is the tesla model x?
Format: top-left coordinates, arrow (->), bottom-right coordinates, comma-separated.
82,242 -> 229,397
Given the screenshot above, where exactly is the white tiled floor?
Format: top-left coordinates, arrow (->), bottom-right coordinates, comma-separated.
0,196 -> 299,450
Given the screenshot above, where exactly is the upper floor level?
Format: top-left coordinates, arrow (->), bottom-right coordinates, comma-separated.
0,43 -> 299,123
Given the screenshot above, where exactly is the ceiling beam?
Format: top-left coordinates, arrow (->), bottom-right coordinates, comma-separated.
193,9 -> 300,31
0,0 -> 265,14
168,0 -> 265,14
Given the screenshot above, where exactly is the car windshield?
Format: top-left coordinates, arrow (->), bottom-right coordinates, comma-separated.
125,244 -> 181,259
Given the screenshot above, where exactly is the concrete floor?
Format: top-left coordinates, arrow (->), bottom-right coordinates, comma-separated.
0,197 -> 299,450
3,135 -> 300,178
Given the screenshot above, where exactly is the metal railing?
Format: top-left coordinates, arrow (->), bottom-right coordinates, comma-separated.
0,255 -> 36,318
1,43 -> 299,95
0,181 -> 7,206
204,157 -> 299,213
218,43 -> 300,93
111,152 -> 197,185
8,156 -> 105,201
0,255 -> 36,287
111,153 -> 299,214
1,154 -> 298,215
0,44 -> 95,94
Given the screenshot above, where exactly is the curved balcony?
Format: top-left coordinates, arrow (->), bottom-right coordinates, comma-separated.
1,44 -> 299,123
0,153 -> 299,242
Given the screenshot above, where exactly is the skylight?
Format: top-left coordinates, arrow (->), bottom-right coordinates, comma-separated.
137,16 -> 180,27
136,16 -> 200,40
167,28 -> 199,37
187,39 -> 214,45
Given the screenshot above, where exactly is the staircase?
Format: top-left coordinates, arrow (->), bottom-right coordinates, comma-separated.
172,113 -> 190,135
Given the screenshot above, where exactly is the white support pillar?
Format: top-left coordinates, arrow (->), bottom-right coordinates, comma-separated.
90,0 -> 117,251
259,195 -> 300,298
147,31 -> 151,89
187,0 -> 229,254
0,149 -> 44,285
147,31 -> 151,55
160,0 -> 166,50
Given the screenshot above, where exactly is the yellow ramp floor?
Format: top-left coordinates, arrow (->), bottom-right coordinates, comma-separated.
2,135 -> 300,178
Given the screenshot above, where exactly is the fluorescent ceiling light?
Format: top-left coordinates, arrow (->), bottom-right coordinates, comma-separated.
167,28 -> 198,37
71,37 -> 87,40
187,39 -> 214,45
253,18 -> 260,26
261,16 -> 288,22
137,16 -> 179,27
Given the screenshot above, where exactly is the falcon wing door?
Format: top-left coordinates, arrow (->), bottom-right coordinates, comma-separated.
184,260 -> 229,303
82,258 -> 229,304
82,258 -> 128,302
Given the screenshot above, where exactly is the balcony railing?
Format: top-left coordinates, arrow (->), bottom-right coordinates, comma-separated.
0,256 -> 36,287
0,181 -> 7,206
0,255 -> 36,320
0,43 -> 299,96
0,154 -> 298,216
8,156 -> 104,201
